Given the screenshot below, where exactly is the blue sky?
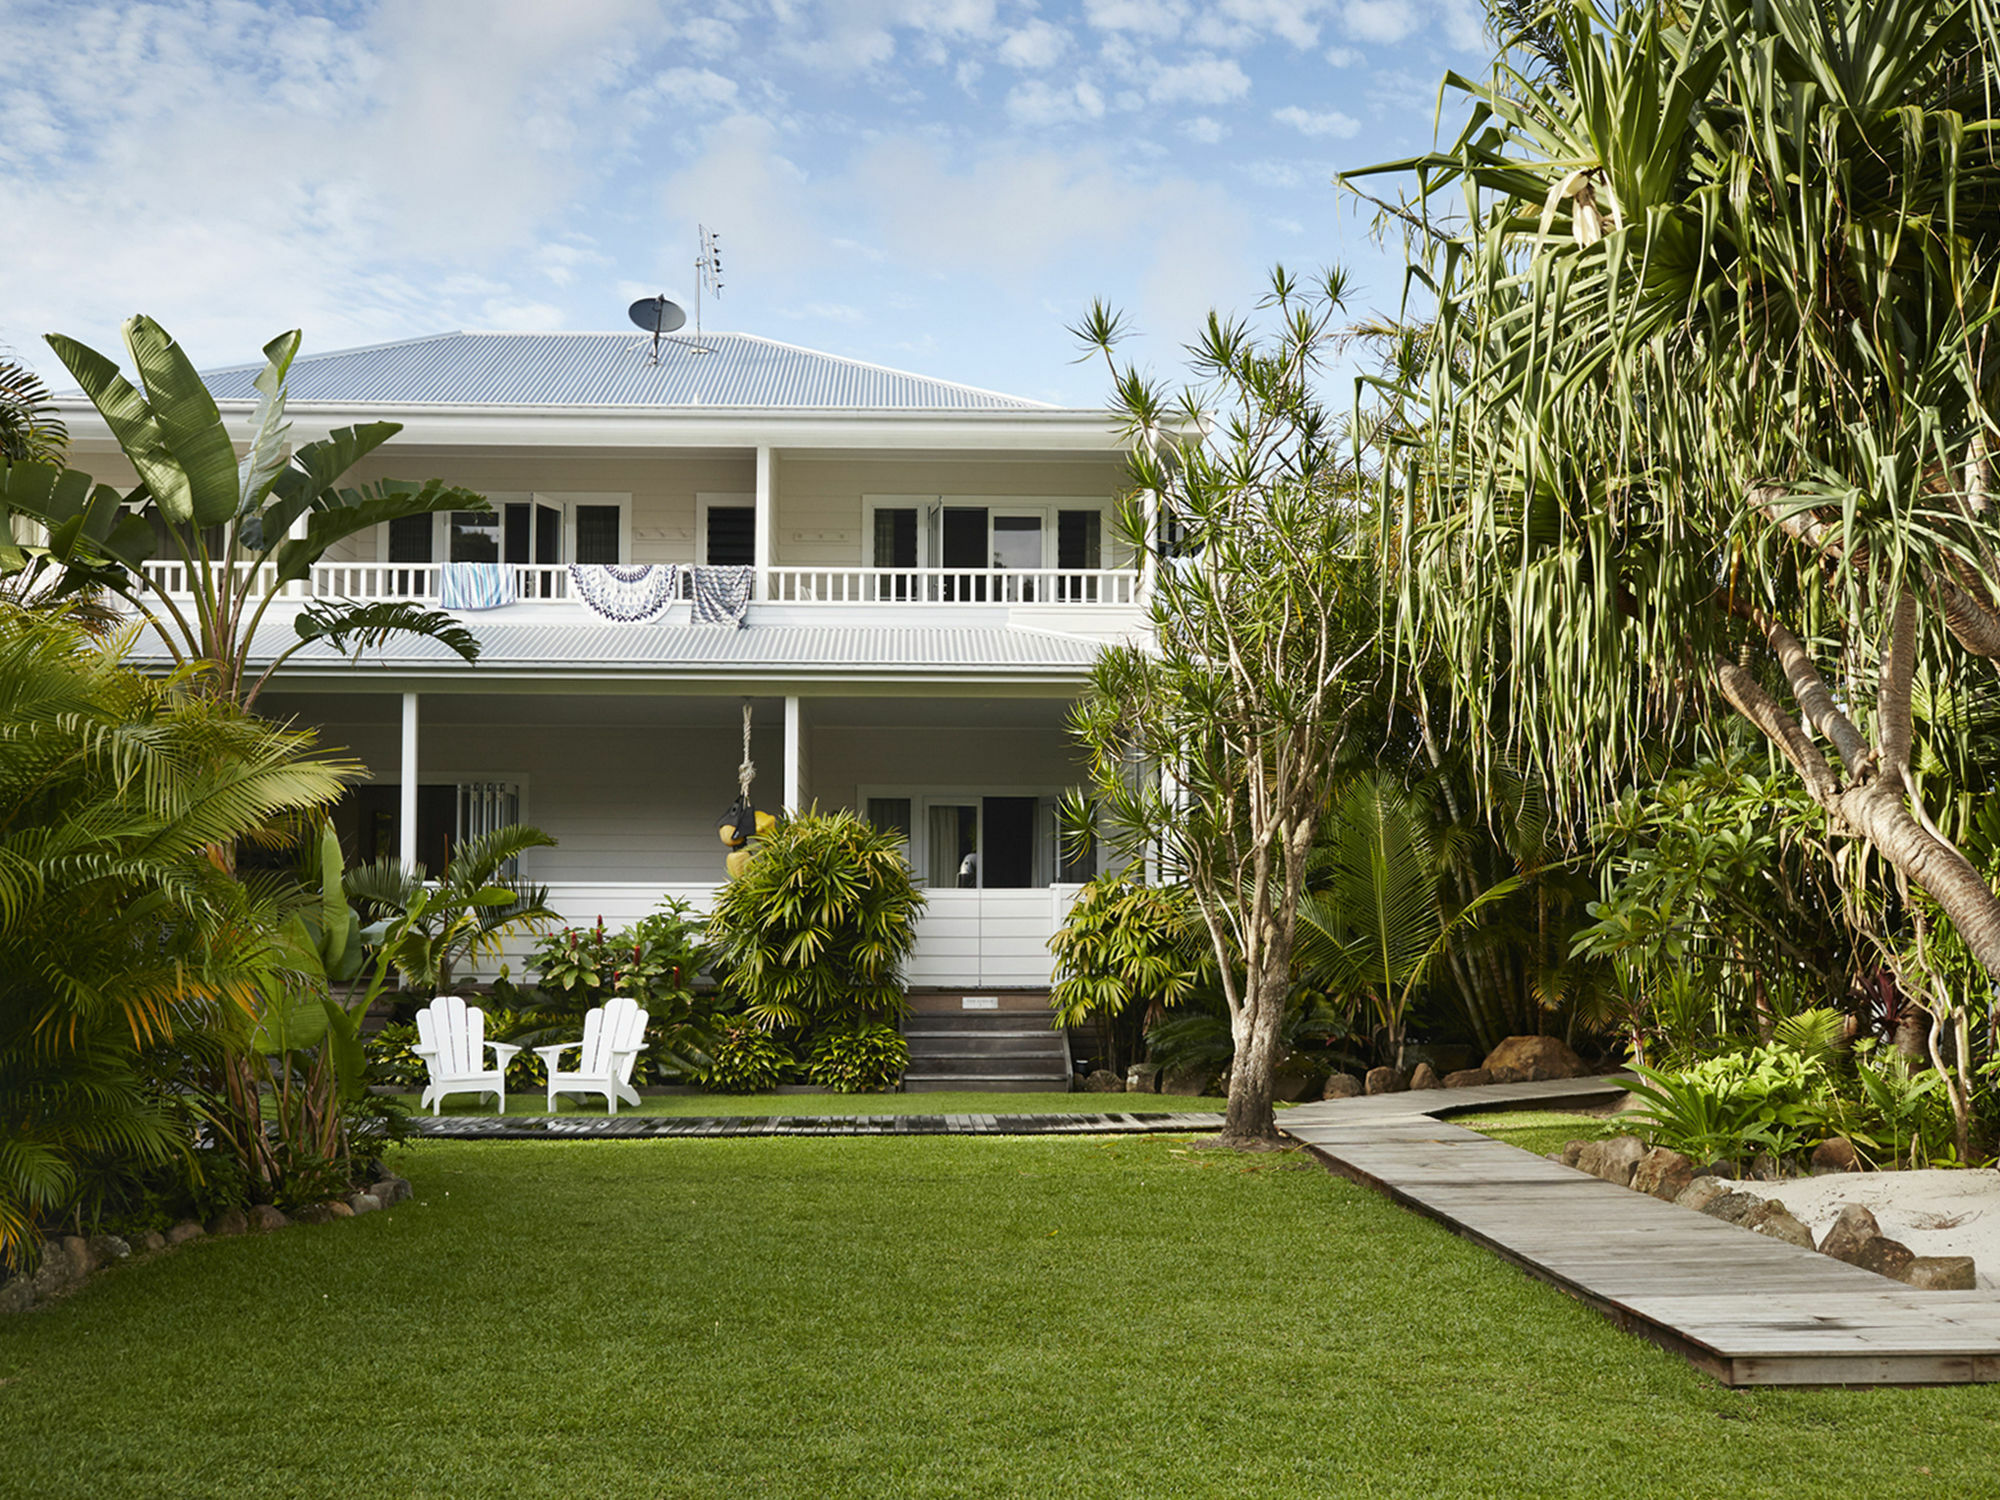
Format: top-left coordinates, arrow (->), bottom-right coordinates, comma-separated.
2,0 -> 1493,407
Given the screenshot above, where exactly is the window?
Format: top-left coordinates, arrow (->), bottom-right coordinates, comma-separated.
449,510 -> 501,563
882,789 -> 1092,889
574,504 -> 621,564
872,508 -> 918,568
388,514 -> 433,562
866,797 -> 913,851
705,506 -> 754,565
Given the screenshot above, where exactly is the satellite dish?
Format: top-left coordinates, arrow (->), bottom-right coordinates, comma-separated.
628,296 -> 687,335
628,296 -> 687,365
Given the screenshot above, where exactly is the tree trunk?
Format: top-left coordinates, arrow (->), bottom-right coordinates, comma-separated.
1217,953 -> 1289,1147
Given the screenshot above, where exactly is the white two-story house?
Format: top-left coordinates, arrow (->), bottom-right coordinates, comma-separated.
60,329 -> 1143,1001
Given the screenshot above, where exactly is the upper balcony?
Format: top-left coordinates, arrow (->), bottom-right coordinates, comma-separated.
137,559 -> 1149,636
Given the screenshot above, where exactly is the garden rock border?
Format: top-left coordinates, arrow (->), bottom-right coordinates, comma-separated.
0,1170 -> 414,1316
1556,1135 -> 1979,1292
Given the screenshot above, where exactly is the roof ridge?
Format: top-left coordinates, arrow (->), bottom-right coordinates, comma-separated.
708,331 -> 1056,410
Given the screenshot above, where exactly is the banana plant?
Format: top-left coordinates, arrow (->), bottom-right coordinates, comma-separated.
2,315 -> 485,707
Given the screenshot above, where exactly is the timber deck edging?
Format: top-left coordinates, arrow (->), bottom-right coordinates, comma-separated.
1281,1078 -> 2000,1387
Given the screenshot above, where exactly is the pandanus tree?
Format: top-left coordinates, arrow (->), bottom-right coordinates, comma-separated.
1346,0 -> 2000,1138
0,315 -> 482,707
1066,269 -> 1386,1146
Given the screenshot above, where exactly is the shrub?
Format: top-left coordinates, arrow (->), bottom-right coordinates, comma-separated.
1619,1043 -> 1833,1165
705,808 -> 925,1028
531,899 -> 708,1019
700,1018 -> 793,1094
805,1022 -> 908,1093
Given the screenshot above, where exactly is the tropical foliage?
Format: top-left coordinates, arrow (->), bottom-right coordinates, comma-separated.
803,1021 -> 909,1093
0,607 -> 353,1266
705,808 -> 925,1030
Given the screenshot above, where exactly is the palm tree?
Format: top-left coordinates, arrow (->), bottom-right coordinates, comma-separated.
0,359 -> 65,464
0,606 -> 354,1266
1345,0 -> 2000,986
343,824 -> 561,997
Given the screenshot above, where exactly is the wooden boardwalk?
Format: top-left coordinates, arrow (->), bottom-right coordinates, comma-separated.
1282,1079 -> 2000,1386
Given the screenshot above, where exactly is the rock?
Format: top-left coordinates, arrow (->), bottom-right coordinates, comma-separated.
1816,1203 -> 1884,1264
164,1220 -> 205,1246
348,1193 -> 380,1216
1161,1066 -> 1212,1097
1854,1236 -> 1918,1281
1700,1191 -> 1761,1225
58,1235 -> 92,1278
292,1204 -> 339,1225
1480,1035 -> 1589,1083
1443,1068 -> 1492,1089
1560,1140 -> 1587,1168
1810,1137 -> 1860,1174
1675,1177 -> 1731,1212
1745,1152 -> 1780,1182
1084,1068 -> 1123,1093
29,1252 -> 76,1300
139,1230 -> 166,1254
1272,1066 -> 1317,1103
326,1200 -> 354,1219
1901,1256 -> 1977,1291
376,1177 -> 413,1207
1577,1135 -> 1649,1187
1408,1063 -> 1443,1091
1125,1064 -> 1161,1094
0,1276 -> 34,1314
1321,1072 -> 1364,1100
1744,1200 -> 1816,1248
1364,1066 -> 1409,1096
249,1204 -> 290,1232
86,1235 -> 130,1266
1630,1147 -> 1695,1202
1692,1160 -> 1737,1181
205,1209 -> 249,1238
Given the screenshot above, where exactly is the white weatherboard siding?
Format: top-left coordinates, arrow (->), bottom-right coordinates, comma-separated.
480,882 -> 1081,988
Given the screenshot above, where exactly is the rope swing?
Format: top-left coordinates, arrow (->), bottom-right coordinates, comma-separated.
720,699 -> 773,875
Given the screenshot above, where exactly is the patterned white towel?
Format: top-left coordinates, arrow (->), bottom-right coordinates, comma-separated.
569,563 -> 680,623
691,565 -> 753,628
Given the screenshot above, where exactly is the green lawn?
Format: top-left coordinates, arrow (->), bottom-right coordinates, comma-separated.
397,1089 -> 1225,1118
1449,1108 -> 1618,1158
3,1134 -> 1993,1498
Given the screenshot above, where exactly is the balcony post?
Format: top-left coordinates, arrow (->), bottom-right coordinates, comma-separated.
783,694 -> 803,812
1139,490 -> 1159,600
753,445 -> 773,602
400,690 -> 419,872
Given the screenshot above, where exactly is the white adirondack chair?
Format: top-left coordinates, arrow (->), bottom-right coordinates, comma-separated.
413,996 -> 522,1115
535,995 -> 649,1115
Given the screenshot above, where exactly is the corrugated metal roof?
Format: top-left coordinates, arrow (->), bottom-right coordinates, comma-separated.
130,621 -> 1103,676
195,331 -> 1055,411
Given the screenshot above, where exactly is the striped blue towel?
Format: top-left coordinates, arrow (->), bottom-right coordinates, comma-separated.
439,562 -> 517,611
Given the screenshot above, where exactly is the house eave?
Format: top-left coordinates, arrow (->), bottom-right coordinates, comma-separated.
50,398 -> 1129,454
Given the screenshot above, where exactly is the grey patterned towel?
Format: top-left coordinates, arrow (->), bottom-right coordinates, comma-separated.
691,565 -> 753,627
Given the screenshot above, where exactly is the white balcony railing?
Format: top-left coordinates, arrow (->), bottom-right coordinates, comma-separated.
764,567 -> 1139,606
137,562 -> 1138,609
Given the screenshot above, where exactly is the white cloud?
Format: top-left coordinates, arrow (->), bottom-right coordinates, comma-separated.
1343,0 -> 1418,44
1005,77 -> 1108,127
999,19 -> 1071,69
1147,57 -> 1250,106
1179,116 -> 1228,144
1325,44 -> 1364,66
649,66 -> 740,110
677,16 -> 738,58
1272,105 -> 1361,138
1082,0 -> 1188,39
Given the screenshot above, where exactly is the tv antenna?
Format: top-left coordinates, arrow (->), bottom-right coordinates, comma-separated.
627,294 -> 686,365
691,223 -> 723,353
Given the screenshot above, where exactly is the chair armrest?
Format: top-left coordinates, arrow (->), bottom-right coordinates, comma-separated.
412,1045 -> 438,1062
487,1042 -> 522,1064
534,1043 -> 580,1068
